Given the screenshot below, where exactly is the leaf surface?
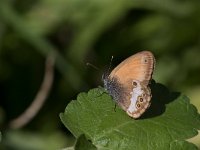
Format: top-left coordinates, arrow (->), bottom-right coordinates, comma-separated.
60,83 -> 200,150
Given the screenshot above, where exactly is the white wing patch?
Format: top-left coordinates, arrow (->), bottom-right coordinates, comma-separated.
127,80 -> 143,113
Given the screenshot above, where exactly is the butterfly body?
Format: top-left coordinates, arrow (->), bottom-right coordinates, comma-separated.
103,51 -> 155,118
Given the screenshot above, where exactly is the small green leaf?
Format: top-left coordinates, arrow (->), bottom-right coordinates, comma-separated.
60,82 -> 200,150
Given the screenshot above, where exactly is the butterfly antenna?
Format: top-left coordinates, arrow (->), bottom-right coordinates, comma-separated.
86,63 -> 99,70
102,56 -> 114,81
108,56 -> 114,73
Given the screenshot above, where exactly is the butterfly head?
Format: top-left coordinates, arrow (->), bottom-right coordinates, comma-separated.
103,74 -> 127,107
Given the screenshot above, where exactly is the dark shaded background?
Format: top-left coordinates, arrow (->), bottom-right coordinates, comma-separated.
0,0 -> 200,149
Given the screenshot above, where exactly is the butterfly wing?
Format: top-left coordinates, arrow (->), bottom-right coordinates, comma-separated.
108,51 -> 155,118
109,51 -> 155,85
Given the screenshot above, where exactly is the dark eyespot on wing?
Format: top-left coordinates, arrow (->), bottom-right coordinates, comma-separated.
136,102 -> 140,108
132,81 -> 137,87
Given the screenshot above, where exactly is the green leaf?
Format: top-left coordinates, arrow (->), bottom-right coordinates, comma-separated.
60,82 -> 200,150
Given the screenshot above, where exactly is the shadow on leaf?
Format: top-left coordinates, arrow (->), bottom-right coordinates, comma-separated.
141,80 -> 180,119
75,134 -> 97,150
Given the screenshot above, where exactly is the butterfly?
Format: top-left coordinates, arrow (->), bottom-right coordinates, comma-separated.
103,51 -> 155,118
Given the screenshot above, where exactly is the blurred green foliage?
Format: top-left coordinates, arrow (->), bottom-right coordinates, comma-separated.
0,0 -> 200,149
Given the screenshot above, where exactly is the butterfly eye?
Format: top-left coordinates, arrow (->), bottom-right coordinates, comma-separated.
142,93 -> 146,97
139,97 -> 143,102
132,81 -> 137,87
